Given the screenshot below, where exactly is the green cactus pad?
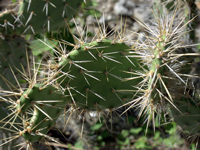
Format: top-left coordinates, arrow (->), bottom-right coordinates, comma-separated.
18,0 -> 83,34
57,39 -> 142,109
0,101 -> 11,123
171,96 -> 200,135
16,84 -> 66,142
0,35 -> 28,90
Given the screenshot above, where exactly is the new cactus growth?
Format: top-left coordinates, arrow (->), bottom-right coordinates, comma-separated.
16,84 -> 67,142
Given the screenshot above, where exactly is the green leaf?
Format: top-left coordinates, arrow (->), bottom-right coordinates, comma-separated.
118,138 -> 130,146
97,135 -> 103,141
118,130 -> 129,139
134,136 -> 152,149
30,38 -> 58,56
67,143 -> 72,150
91,123 -> 103,130
55,28 -> 75,51
74,140 -> 84,149
164,122 -> 177,135
134,137 -> 147,149
19,79 -> 28,84
86,9 -> 101,18
124,138 -> 130,145
130,127 -> 142,135
153,131 -> 160,140
163,138 -> 173,147
190,143 -> 196,150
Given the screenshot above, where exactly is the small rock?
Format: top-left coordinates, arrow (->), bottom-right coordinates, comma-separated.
134,5 -> 150,23
114,0 -> 135,16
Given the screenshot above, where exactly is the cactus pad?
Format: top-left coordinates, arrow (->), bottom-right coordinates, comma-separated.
171,96 -> 200,135
0,35 -> 28,90
56,39 -> 142,109
18,0 -> 83,34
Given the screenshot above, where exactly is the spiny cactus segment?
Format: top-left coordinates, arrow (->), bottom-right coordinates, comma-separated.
18,0 -> 84,34
122,3 -> 197,132
16,84 -> 67,142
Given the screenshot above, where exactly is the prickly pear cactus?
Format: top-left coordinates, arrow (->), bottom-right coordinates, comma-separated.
16,84 -> 66,142
18,0 -> 84,34
55,39 -> 142,109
